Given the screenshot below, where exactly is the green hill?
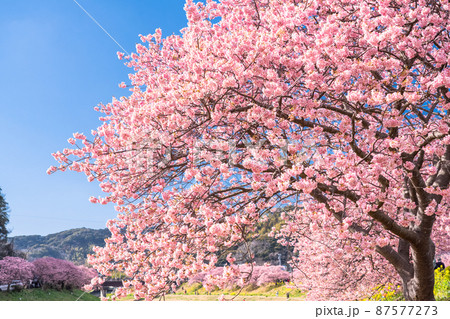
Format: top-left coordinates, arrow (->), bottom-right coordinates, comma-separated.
9,228 -> 110,265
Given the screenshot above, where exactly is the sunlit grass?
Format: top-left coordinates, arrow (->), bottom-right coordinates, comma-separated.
0,288 -> 99,301
113,282 -> 304,301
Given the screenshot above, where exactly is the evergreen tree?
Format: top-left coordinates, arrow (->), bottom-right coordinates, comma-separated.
0,187 -> 15,259
0,187 -> 9,242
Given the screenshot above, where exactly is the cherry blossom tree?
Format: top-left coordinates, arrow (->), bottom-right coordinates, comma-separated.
32,257 -> 96,290
0,257 -> 34,291
255,265 -> 290,286
50,0 -> 450,300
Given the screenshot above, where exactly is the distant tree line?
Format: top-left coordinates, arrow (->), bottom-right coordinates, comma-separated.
0,256 -> 96,292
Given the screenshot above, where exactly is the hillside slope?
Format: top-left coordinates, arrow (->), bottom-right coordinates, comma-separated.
9,228 -> 110,265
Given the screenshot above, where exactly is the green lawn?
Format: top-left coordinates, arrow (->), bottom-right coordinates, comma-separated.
161,294 -> 303,301
115,282 -> 305,301
0,288 -> 99,301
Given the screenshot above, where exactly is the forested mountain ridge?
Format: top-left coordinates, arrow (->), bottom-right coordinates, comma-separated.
9,228 -> 110,265
8,212 -> 291,267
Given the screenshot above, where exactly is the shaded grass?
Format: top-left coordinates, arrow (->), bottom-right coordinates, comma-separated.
0,289 -> 99,301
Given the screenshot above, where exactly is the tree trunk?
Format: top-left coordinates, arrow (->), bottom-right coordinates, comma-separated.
379,237 -> 436,300
402,278 -> 435,301
400,239 -> 436,301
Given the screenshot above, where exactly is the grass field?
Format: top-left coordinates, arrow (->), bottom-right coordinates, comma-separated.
0,285 -> 303,301
115,293 -> 304,301
0,288 -> 99,301
0,288 -> 301,301
116,282 -> 305,301
159,294 -> 304,301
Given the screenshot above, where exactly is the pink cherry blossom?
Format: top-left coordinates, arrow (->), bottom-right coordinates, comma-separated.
51,0 -> 450,301
0,257 -> 34,290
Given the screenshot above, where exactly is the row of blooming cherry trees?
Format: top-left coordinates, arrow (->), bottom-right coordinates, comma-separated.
51,0 -> 449,300
0,256 -> 96,291
187,265 -> 290,290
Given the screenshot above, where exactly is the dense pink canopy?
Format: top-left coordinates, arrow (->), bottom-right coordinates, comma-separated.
0,257 -> 35,286
51,0 -> 450,300
32,257 -> 96,289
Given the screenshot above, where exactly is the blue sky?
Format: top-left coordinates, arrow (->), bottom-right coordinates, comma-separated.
0,0 -> 189,236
